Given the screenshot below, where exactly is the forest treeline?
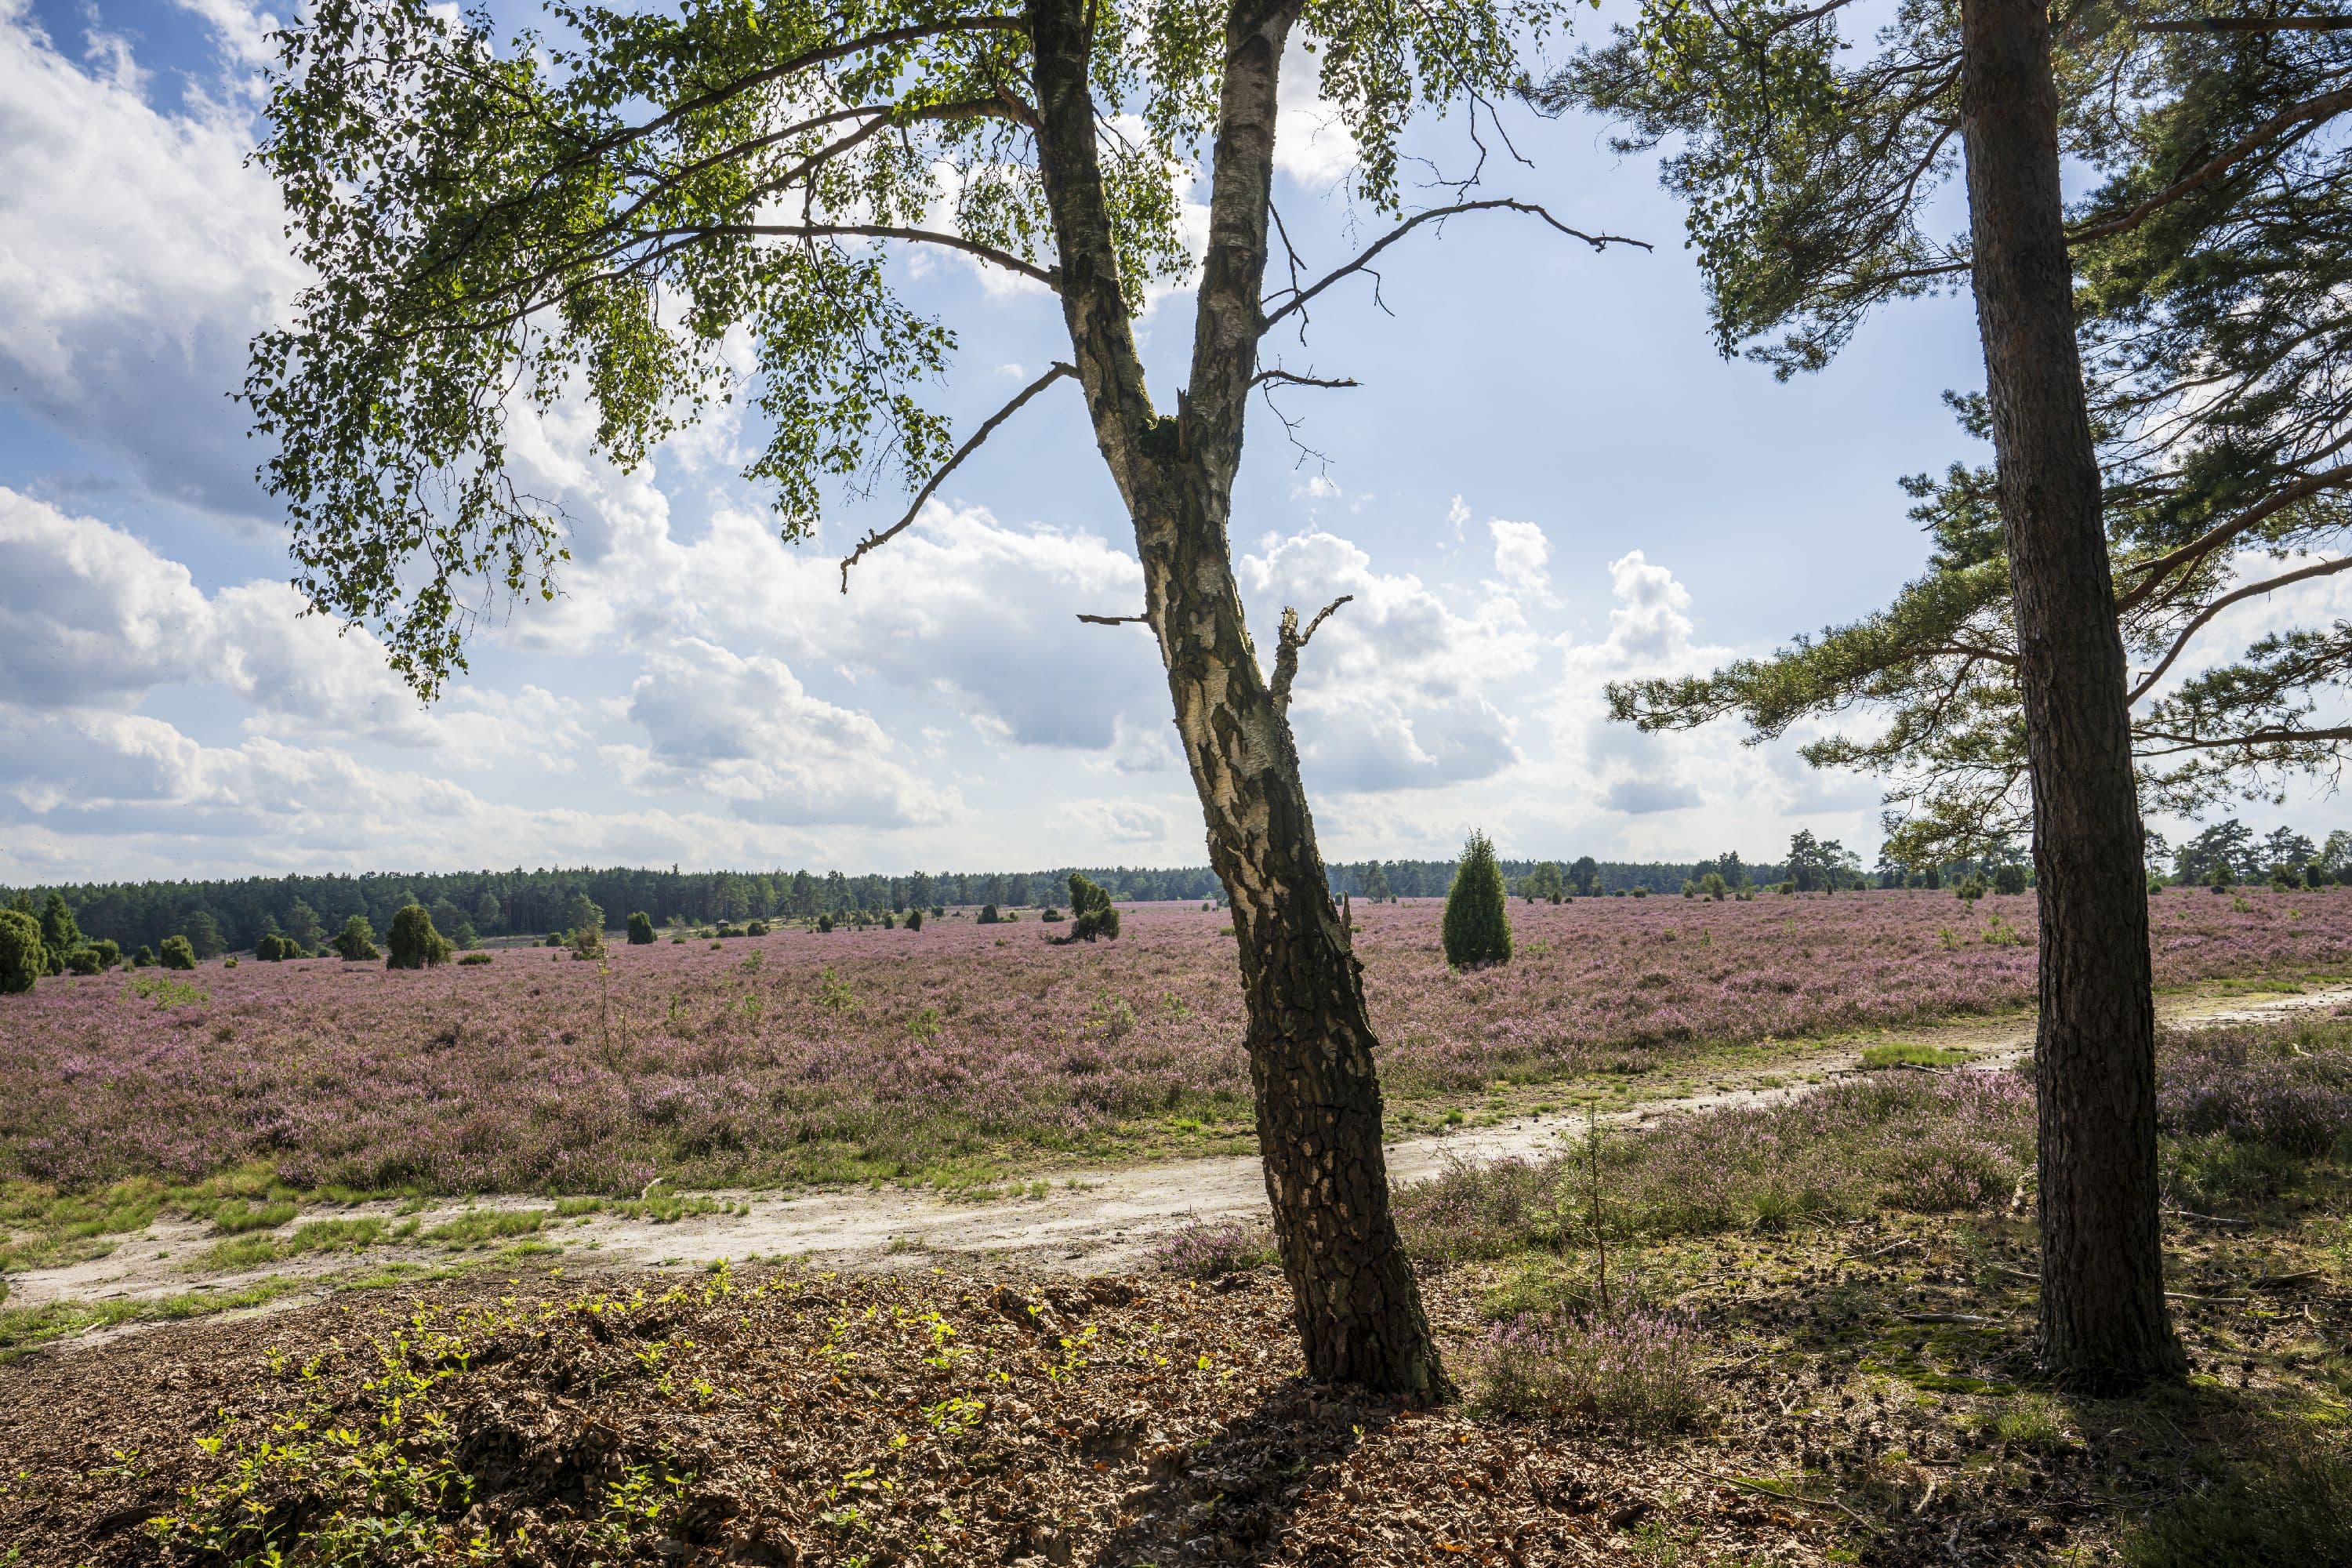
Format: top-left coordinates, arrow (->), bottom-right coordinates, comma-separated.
3,854 -> 1793,956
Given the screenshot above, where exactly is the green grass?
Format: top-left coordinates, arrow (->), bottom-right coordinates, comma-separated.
420,1209 -> 551,1248
2122,1450 -> 2352,1567
198,1217 -> 416,1271
0,1278 -> 300,1362
1859,1041 -> 1976,1069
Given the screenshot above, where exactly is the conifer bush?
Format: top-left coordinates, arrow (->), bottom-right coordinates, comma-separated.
159,935 -> 199,971
1442,831 -> 1512,968
0,910 -> 45,994
386,905 -> 454,969
816,913 -> 834,933
89,938 -> 120,971
332,916 -> 380,962
626,911 -> 656,945
904,909 -> 922,931
1992,863 -> 2028,896
38,893 -> 82,975
977,904 -> 1000,925
1069,874 -> 1121,942
132,945 -> 156,968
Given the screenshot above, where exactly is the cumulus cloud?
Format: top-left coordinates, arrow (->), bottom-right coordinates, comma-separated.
1490,518 -> 1551,586
615,639 -> 956,828
0,0 -> 303,515
1241,527 -> 1538,791
1051,798 -> 1174,847
1274,42 -> 1358,189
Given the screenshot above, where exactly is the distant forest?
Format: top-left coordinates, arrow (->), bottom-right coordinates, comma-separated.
3,855 -> 1793,956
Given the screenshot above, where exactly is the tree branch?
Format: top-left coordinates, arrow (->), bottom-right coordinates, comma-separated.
2136,15 -> 2352,33
1269,594 -> 1352,716
838,362 -> 1076,590
1251,368 -> 1360,390
2068,88 -> 2352,247
2116,463 -> 2352,612
1076,612 -> 1150,625
1261,201 -> 1650,331
2127,554 -> 2352,703
708,224 -> 1060,289
2137,724 -> 2352,757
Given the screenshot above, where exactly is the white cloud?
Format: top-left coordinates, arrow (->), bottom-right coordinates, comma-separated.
616,638 -> 956,828
1241,527 -> 1539,791
0,0 -> 303,515
1274,42 -> 1359,189
1051,798 -> 1174,847
1489,517 -> 1552,591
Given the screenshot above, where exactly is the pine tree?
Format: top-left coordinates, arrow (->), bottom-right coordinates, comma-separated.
285,899 -> 325,953
386,905 -> 454,969
38,892 -> 82,975
1442,832 -> 1512,969
0,909 -> 45,994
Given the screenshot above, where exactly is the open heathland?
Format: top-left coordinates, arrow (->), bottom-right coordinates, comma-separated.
8,892 -> 2352,1206
3,1012 -> 2348,1565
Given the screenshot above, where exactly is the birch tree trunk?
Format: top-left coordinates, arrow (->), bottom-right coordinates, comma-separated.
1959,0 -> 2185,1391
1030,0 -> 1447,1397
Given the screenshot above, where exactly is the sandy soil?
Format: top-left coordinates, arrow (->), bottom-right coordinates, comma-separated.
13,982 -> 2347,1329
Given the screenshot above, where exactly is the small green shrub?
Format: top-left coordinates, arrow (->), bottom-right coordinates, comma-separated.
385,906 -> 452,969
977,903 -> 1000,925
1442,830 -> 1512,968
132,945 -> 156,968
2122,1450 -> 2352,1567
0,910 -> 45,995
626,910 -> 656,945
1992,862 -> 2028,895
1069,873 -> 1120,942
457,951 -> 494,966
816,913 -> 834,933
332,916 -> 379,962
903,909 -> 922,931
158,935 -> 199,971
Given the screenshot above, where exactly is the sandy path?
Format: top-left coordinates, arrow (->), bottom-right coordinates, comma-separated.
13,982 -> 2347,1324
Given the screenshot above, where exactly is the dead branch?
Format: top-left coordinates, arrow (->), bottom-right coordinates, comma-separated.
1269,594 -> 1353,716
1076,612 -> 1149,626
838,362 -> 1075,590
1260,201 -> 1649,332
1251,368 -> 1361,390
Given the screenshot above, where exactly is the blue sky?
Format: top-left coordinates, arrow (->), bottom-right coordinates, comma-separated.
2,0 -> 2330,882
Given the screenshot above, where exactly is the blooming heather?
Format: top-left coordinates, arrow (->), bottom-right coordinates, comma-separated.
5,891 -> 2350,1195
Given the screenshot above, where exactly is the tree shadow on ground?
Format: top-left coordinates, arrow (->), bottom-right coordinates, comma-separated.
1082,1375 -> 1403,1566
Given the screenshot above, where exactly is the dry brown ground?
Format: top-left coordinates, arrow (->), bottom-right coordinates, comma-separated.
2,1207 -> 2342,1567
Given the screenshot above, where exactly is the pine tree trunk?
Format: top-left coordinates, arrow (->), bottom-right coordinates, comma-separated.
1958,0 -> 2185,1391
1029,0 -> 1448,1398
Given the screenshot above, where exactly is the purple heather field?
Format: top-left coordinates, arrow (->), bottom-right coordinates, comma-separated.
10,891 -> 2352,1196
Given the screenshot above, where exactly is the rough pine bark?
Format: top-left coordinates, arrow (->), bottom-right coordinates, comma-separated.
1958,0 -> 2185,1390
1029,0 -> 1447,1397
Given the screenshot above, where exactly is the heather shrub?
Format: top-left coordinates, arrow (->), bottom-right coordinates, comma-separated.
2122,1448 -> 2352,1568
1442,829 -> 1512,968
159,935 -> 200,971
1396,1071 -> 2035,1261
1152,1220 -> 1275,1279
1069,873 -> 1120,942
385,905 -> 454,970
332,916 -> 379,962
1467,1310 -> 1708,1432
0,910 -> 43,995
627,911 -> 656,945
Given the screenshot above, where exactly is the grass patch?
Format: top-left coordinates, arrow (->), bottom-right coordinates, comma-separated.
1860,1041 -> 1976,1069
0,1277 -> 300,1362
420,1209 -> 551,1248
2122,1450 -> 2352,1567
198,1216 -> 416,1271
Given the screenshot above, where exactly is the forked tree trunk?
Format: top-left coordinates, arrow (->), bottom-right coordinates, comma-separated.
1029,0 -> 1447,1398
1959,0 -> 2184,1390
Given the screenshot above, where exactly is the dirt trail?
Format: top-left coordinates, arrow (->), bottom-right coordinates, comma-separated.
13,982 -> 2349,1327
